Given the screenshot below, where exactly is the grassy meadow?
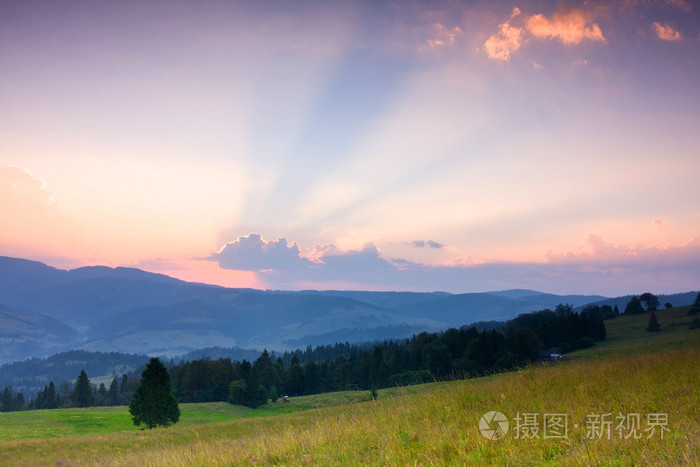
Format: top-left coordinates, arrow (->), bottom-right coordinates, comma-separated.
574,305 -> 699,357
1,309 -> 698,465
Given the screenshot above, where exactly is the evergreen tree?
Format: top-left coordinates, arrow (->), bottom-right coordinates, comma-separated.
45,382 -> 58,409
646,312 -> 661,332
624,296 -> 644,315
97,382 -> 107,405
107,378 -> 120,406
228,379 -> 248,406
129,358 -> 180,429
304,361 -> 322,395
424,341 -> 453,378
120,374 -> 128,393
13,392 -> 24,411
285,361 -> 305,396
690,293 -> 700,315
72,370 -> 94,407
1,387 -> 12,412
245,367 -> 268,408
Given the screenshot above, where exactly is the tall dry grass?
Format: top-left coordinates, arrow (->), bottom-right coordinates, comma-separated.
5,346 -> 696,466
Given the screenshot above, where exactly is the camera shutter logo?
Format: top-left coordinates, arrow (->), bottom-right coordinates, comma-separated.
480,411 -> 509,440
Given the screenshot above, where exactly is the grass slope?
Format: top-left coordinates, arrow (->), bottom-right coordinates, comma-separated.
1,310 -> 698,465
576,305 -> 699,357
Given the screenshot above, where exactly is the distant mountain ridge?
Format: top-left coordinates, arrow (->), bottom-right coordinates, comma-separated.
2,255 -> 692,365
0,304 -> 78,364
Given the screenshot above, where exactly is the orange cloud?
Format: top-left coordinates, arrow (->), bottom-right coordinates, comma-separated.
427,23 -> 463,48
526,9 -> 606,45
652,22 -> 682,41
484,6 -> 605,61
483,22 -> 523,61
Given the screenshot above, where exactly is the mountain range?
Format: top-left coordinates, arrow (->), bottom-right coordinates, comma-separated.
1,255 -> 693,365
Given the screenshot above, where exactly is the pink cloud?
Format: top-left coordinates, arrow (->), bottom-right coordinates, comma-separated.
526,9 -> 606,45
484,6 -> 605,61
427,23 -> 462,48
652,22 -> 683,41
483,21 -> 524,61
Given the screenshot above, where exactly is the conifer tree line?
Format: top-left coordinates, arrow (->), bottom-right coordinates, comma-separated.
0,371 -> 140,412
170,304 -> 607,408
1,304 -> 608,412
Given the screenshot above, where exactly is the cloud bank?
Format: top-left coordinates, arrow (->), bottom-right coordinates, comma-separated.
207,233 -> 700,295
209,234 -> 311,271
484,5 -> 605,61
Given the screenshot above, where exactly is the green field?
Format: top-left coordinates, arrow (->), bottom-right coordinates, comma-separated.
1,309 -> 698,465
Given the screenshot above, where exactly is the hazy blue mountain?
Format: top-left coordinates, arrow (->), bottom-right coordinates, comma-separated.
0,255 -> 616,361
486,289 -> 547,299
280,290 -> 452,310
0,304 -> 78,364
80,294 -> 443,355
392,290 -> 607,328
0,256 -> 228,326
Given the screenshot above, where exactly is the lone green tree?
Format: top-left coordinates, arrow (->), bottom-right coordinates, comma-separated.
646,312 -> 661,332
72,370 -> 94,407
129,358 -> 180,429
640,292 -> 660,312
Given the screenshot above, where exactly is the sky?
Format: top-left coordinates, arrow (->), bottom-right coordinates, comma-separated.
1,0 -> 699,296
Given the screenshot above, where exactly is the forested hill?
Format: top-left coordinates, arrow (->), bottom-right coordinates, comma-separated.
170,304 -> 608,407
0,350 -> 149,390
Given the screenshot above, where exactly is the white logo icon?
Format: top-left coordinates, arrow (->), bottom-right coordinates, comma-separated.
479,411 -> 509,440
